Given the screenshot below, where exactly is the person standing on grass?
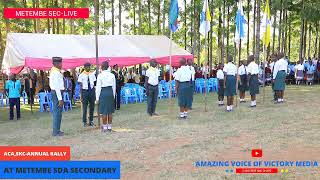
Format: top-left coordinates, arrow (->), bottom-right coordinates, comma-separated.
112,64 -> 124,110
78,63 -> 96,127
217,63 -> 225,106
270,54 -> 278,101
295,60 -> 304,85
145,59 -> 160,117
187,59 -> 195,110
223,55 -> 237,112
238,60 -> 248,103
273,52 -> 288,104
49,57 -> 65,137
5,74 -> 21,120
247,55 -> 260,108
175,58 -> 192,119
96,61 -> 116,133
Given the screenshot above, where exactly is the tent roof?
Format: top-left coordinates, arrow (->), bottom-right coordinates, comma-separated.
2,33 -> 193,74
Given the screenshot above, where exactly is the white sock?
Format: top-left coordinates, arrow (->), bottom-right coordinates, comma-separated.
251,101 -> 254,106
184,111 -> 188,117
103,124 -> 108,130
278,99 -> 281,102
230,105 -> 233,110
254,100 -> 257,105
281,99 -> 284,102
227,106 -> 230,111
180,112 -> 184,118
108,124 -> 112,130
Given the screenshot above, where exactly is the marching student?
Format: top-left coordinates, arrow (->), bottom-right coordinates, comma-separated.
217,63 -> 225,106
49,57 -> 65,136
238,60 -> 248,103
5,74 -> 21,120
247,55 -> 260,107
187,59 -> 195,109
223,55 -> 237,112
78,63 -> 96,127
145,59 -> 160,116
273,52 -> 288,103
96,61 -> 116,132
295,60 -> 304,85
175,58 -> 192,119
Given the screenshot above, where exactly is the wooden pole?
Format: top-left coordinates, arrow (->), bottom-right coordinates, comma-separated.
235,39 -> 241,107
169,31 -> 173,112
94,0 -> 100,126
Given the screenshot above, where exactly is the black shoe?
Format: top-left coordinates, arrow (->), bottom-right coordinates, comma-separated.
52,132 -> 64,137
89,122 -> 95,127
83,123 -> 88,127
148,113 -> 153,117
17,118 -> 20,120
9,118 -> 13,121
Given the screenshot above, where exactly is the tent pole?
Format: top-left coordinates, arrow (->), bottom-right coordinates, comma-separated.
27,68 -> 33,114
94,0 -> 100,127
168,31 -> 173,113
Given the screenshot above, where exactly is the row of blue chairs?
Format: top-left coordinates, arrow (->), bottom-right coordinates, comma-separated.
195,78 -> 218,93
38,92 -> 72,112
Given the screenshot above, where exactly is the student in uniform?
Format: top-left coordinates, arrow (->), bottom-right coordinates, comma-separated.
247,55 -> 260,107
216,63 -> 225,106
112,64 -> 124,110
238,60 -> 248,103
175,58 -> 192,119
273,52 -> 288,103
270,54 -> 278,101
295,60 -> 304,85
78,63 -> 96,127
223,55 -> 237,112
5,74 -> 21,120
49,57 -> 65,136
96,61 -> 116,132
145,59 -> 160,116
187,59 -> 195,109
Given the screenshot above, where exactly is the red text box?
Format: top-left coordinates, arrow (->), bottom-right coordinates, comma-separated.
4,8 -> 89,19
0,146 -> 70,161
236,168 -> 278,174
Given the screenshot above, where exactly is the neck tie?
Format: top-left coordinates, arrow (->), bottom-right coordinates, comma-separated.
87,76 -> 91,91
244,66 -> 247,75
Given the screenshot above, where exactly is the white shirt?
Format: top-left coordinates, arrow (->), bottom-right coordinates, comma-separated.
78,71 -> 96,90
270,62 -> 275,72
217,69 -> 224,80
223,62 -> 237,76
295,64 -> 304,71
96,69 -> 116,100
174,65 -> 192,82
238,65 -> 247,76
187,65 -> 196,81
247,61 -> 259,75
49,67 -> 65,101
146,67 -> 160,86
273,58 -> 288,79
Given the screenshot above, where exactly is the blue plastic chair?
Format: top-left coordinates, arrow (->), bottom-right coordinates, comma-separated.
73,83 -> 81,101
38,92 -> 50,112
122,87 -> 138,104
211,78 -> 218,92
136,87 -> 147,102
63,92 -> 72,111
195,78 -> 205,93
0,93 -> 4,107
22,91 -> 28,104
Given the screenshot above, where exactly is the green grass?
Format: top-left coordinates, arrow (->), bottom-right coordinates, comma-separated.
0,85 -> 320,179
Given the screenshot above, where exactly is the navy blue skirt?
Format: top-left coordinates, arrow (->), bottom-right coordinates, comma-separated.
99,87 -> 115,115
178,82 -> 192,108
224,75 -> 236,96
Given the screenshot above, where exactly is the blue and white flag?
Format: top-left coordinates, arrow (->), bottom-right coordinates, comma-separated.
234,0 -> 246,45
169,0 -> 179,32
199,0 -> 211,36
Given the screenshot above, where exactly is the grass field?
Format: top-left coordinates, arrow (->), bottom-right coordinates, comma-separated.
0,85 -> 320,180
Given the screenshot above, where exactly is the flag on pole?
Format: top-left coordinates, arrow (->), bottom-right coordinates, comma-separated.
261,0 -> 271,47
169,0 -> 179,32
199,0 -> 211,36
234,0 -> 246,46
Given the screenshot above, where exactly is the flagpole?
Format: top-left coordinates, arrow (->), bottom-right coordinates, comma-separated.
263,45 -> 266,103
203,5 -> 208,113
235,40 -> 241,107
169,31 -> 173,112
94,0 -> 100,127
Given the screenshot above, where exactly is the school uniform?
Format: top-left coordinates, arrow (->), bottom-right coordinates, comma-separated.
174,65 -> 192,109
217,69 -> 224,105
238,65 -> 248,93
49,66 -> 65,136
223,62 -> 237,97
96,69 -> 116,116
305,63 -> 315,84
78,71 -> 96,126
145,67 -> 160,116
295,64 -> 304,81
247,61 -> 260,96
273,58 -> 288,91
112,70 -> 124,110
5,79 -> 21,120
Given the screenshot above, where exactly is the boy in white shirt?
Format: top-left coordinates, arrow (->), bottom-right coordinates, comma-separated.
145,59 -> 160,116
